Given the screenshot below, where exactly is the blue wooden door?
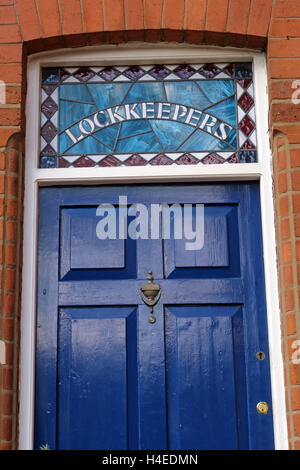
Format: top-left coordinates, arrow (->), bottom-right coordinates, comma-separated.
35,183 -> 274,450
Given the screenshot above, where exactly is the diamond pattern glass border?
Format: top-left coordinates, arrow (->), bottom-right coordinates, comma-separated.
40,63 -> 257,168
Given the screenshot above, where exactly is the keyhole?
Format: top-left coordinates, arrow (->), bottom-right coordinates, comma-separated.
256,351 -> 265,361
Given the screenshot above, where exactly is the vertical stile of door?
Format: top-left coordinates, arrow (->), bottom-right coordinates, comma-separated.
137,304 -> 167,450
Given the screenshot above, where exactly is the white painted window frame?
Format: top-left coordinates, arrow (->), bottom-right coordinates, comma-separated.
19,43 -> 288,450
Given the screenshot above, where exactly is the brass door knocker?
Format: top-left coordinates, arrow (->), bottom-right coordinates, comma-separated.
140,272 -> 162,323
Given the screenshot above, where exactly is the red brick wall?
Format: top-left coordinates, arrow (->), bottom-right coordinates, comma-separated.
0,0 -> 299,449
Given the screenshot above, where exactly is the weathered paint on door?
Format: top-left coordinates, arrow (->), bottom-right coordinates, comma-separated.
35,183 -> 274,450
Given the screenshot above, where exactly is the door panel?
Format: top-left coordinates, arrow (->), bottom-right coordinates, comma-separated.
58,307 -> 137,450
165,305 -> 248,450
35,183 -> 274,450
163,204 -> 240,278
60,206 -> 137,280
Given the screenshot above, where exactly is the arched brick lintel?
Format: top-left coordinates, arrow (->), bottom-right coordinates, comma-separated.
24,30 -> 267,55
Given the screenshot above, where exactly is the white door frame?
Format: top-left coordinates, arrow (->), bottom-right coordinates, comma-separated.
19,43 -> 288,450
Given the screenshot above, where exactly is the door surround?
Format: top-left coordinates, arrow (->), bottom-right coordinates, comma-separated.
19,43 -> 288,449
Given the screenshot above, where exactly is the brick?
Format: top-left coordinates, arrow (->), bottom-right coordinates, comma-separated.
284,264 -> 293,287
278,172 -> 287,193
290,363 -> 300,385
163,0 -> 185,29
295,216 -> 300,236
297,240 -> 300,260
103,0 -> 124,31
5,245 -> 16,267
124,0 -> 143,31
271,101 -> 300,123
294,414 -> 300,437
1,417 -> 12,441
16,0 -> 41,42
245,35 -> 266,49
270,80 -> 295,101
274,125 -> 300,145
0,6 -> 17,25
6,149 -> 19,173
3,318 -> 14,342
277,148 -> 287,171
2,367 -> 13,390
295,440 -> 300,450
5,342 -> 13,365
185,0 -> 207,31
280,196 -> 289,217
290,149 -> 300,168
43,35 -> 65,51
269,59 -> 300,79
7,174 -> 18,196
286,314 -> 297,336
144,0 -> 163,29
0,443 -> 12,450
4,268 -> 16,291
269,39 -> 300,59
288,337 -> 299,360
0,64 -> 22,83
0,0 -> 14,4
3,292 -> 15,315
227,0 -> 250,35
270,19 -> 300,38
6,199 -> 18,219
273,0 -> 300,18
281,217 -> 290,241
248,0 -> 272,37
185,29 -> 205,45
292,388 -> 300,410
82,0 -> 103,33
285,289 -> 294,311
5,220 -> 17,242
292,171 -> 300,190
0,172 -> 4,193
1,392 -> 13,415
0,25 -> 21,43
295,194 -> 300,213
282,242 -> 292,262
36,0 -> 61,38
5,86 -> 21,105
162,29 -> 183,43
59,0 -> 83,35
0,108 -> 20,127
0,44 -> 22,63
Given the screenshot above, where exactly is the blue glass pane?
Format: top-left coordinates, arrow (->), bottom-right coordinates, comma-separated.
93,125 -> 121,151
239,150 -> 257,162
87,83 -> 131,109
59,101 -> 97,130
204,96 -> 236,127
119,120 -> 151,139
115,131 -> 161,153
235,63 -> 252,78
164,81 -> 211,109
42,68 -> 59,84
40,156 -> 57,168
150,120 -> 195,151
124,82 -> 166,103
224,129 -> 237,149
178,129 -> 234,151
60,84 -> 95,103
197,80 -> 234,104
64,135 -> 112,155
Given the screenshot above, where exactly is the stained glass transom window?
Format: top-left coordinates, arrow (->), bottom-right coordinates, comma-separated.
40,63 -> 257,168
